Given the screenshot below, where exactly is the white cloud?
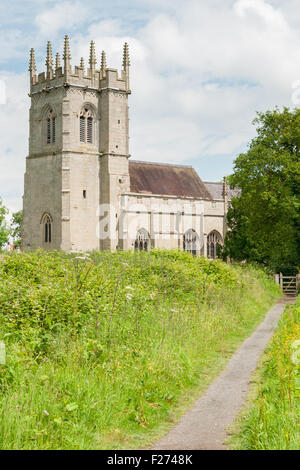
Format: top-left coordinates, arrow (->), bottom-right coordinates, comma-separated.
1,0 -> 300,213
125,0 -> 299,165
234,0 -> 288,31
35,1 -> 88,36
0,72 -> 28,213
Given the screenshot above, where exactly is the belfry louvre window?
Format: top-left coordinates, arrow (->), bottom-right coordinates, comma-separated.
46,110 -> 56,144
52,117 -> 56,143
80,108 -> 93,144
80,116 -> 85,142
87,117 -> 93,143
47,119 -> 51,143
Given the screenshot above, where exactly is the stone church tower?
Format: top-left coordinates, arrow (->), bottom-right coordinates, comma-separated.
22,36 -> 131,251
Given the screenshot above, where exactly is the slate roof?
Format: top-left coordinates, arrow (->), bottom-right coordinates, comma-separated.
204,182 -> 241,200
203,182 -> 224,200
129,160 -> 212,199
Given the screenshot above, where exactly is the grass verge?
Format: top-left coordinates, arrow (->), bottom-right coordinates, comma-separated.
228,296 -> 300,450
0,250 -> 280,449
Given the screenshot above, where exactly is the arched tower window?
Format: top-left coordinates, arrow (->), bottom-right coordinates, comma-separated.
207,231 -> 223,259
46,109 -> 56,144
41,214 -> 53,243
183,229 -> 199,256
80,107 -> 94,144
134,228 -> 150,252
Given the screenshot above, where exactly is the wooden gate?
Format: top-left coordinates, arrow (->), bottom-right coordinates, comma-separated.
279,274 -> 299,297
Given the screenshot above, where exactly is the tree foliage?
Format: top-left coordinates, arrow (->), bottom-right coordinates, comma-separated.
223,107 -> 300,273
0,198 -> 9,250
10,210 -> 22,248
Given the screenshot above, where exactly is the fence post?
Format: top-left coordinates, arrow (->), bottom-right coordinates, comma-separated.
279,273 -> 283,290
274,274 -> 279,285
296,274 -> 300,293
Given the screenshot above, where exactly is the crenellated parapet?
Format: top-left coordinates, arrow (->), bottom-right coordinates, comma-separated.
29,36 -> 131,95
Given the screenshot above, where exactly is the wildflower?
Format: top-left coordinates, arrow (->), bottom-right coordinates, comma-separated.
43,410 -> 49,416
66,402 -> 78,412
126,293 -> 133,300
125,286 -> 134,290
54,417 -> 62,426
74,256 -> 88,260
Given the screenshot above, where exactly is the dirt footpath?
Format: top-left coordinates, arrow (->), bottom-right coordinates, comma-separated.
153,298 -> 294,450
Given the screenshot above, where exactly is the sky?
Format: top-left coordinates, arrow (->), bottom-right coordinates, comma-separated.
1,0 -> 300,213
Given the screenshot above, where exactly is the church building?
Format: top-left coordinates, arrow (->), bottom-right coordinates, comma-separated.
22,37 -> 237,257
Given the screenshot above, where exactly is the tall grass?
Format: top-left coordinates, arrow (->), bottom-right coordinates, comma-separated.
0,250 -> 280,449
230,297 -> 300,450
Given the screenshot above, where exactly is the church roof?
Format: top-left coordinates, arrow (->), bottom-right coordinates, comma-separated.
129,160 -> 212,199
203,182 -> 224,200
204,182 -> 241,200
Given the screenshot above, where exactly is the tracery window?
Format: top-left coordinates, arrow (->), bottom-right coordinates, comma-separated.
42,214 -> 52,243
134,228 -> 150,252
80,107 -> 93,144
207,231 -> 223,259
183,229 -> 198,256
46,109 -> 56,144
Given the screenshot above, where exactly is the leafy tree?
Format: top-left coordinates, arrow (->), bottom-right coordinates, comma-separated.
223,107 -> 300,274
0,198 -> 10,250
10,210 -> 22,248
